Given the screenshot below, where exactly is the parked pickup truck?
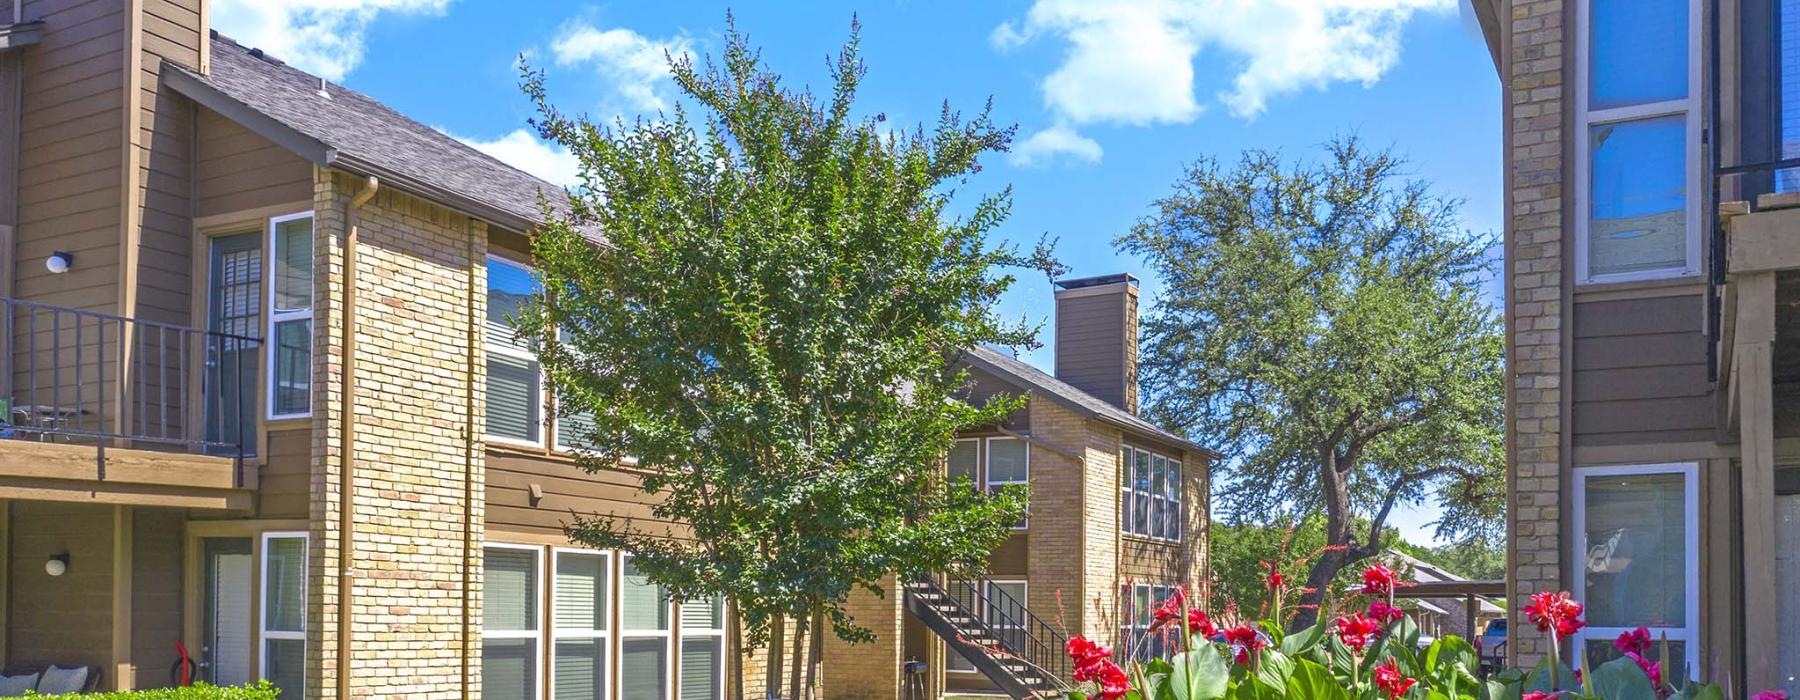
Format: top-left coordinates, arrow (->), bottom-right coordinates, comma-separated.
1476,618 -> 1507,672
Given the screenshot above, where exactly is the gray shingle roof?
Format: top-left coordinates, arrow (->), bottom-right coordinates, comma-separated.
162,32 -> 586,238
962,345 -> 1217,457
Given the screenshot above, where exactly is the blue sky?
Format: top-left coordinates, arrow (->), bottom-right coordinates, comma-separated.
212,0 -> 1503,544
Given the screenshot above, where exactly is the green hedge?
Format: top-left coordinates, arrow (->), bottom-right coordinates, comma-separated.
24,682 -> 278,699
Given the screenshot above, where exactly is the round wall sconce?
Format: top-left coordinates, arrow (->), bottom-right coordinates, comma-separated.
45,251 -> 73,274
45,553 -> 68,577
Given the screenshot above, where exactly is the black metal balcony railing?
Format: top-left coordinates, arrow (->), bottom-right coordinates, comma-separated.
1,298 -> 262,471
940,575 -> 1071,685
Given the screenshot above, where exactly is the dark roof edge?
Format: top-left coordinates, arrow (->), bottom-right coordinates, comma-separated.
160,60 -> 550,235
0,21 -> 44,50
1470,0 -> 1502,76
962,350 -> 1220,458
161,62 -> 335,164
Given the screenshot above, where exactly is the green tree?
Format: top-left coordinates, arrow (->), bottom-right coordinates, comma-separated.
1121,139 -> 1504,631
517,18 -> 1052,699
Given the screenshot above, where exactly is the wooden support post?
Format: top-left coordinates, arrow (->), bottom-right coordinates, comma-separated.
111,505 -> 133,690
1734,271 -> 1777,692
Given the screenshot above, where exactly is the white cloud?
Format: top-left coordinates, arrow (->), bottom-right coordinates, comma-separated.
450,128 -> 582,187
551,22 -> 694,116
210,0 -> 451,81
1009,124 -> 1103,167
995,0 -> 1452,162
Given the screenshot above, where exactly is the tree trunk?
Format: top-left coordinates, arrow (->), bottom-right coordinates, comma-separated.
1288,451 -> 1375,631
787,613 -> 808,700
804,606 -> 826,700
729,601 -> 746,700
767,616 -> 787,700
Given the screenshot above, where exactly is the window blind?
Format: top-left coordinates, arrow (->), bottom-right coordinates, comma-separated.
555,552 -> 606,631
678,638 -> 720,700
485,548 -> 537,632
620,638 -> 667,700
483,638 -> 536,700
487,353 -> 542,443
554,639 -> 605,700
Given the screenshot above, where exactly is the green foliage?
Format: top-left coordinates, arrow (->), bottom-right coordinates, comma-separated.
26,682 -> 279,699
1389,539 -> 1506,582
1119,138 -> 1505,624
517,14 -> 1053,658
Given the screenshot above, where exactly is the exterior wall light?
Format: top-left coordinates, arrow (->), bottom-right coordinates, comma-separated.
45,553 -> 68,577
45,251 -> 72,274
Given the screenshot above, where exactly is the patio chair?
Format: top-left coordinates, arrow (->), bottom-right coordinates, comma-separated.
0,663 -> 101,696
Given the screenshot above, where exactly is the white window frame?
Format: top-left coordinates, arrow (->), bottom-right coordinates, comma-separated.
1121,446 -> 1183,543
947,437 -> 981,485
266,212 -> 314,420
620,553 -> 674,700
485,255 -> 548,449
677,594 -> 728,700
984,579 -> 1028,635
483,542 -> 546,700
1573,0 -> 1704,285
258,531 -> 308,696
1118,584 -> 1177,662
550,547 -> 611,700
1569,462 -> 1700,673
984,437 -> 1030,530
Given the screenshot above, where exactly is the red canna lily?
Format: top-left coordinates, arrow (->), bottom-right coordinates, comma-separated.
1368,600 -> 1405,625
1065,635 -> 1113,670
1753,691 -> 1790,700
1094,663 -> 1130,700
1262,561 -> 1285,590
1373,660 -> 1416,699
1335,613 -> 1384,652
1149,587 -> 1186,631
1362,563 -> 1398,596
1614,626 -> 1652,656
1522,691 -> 1560,700
1522,591 -> 1586,639
1187,608 -> 1218,637
1222,625 -> 1265,665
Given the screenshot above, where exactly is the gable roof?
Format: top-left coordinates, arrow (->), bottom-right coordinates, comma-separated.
963,345 -> 1218,458
161,32 -> 591,239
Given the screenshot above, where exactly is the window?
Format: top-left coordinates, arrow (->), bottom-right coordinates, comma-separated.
260,533 -> 307,699
1122,446 -> 1182,541
485,545 -> 543,700
267,214 -> 314,419
621,557 -> 671,700
678,595 -> 725,700
552,550 -> 609,700
1571,464 -> 1699,675
985,437 -> 1029,529
984,581 -> 1028,659
1576,0 -> 1701,283
947,438 -> 979,485
487,257 -> 544,445
1118,584 -> 1178,662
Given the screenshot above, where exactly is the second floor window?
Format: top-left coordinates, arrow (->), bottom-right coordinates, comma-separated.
268,213 -> 313,419
487,256 -> 543,445
1121,446 -> 1181,542
1576,0 -> 1700,283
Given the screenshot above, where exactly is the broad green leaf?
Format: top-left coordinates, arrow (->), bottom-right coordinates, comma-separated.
1254,650 -> 1296,697
1280,620 -> 1328,657
1168,646 -> 1231,700
1523,657 -> 1580,693
1590,657 -> 1657,700
1285,658 -> 1351,700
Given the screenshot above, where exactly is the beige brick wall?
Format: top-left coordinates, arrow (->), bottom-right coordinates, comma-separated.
1505,0 -> 1567,668
310,170 -> 485,699
821,577 -> 908,699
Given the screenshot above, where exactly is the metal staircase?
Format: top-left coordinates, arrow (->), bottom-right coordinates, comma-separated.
903,576 -> 1069,699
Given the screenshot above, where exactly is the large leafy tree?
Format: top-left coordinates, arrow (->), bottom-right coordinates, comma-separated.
518,18 -> 1051,700
1121,139 -> 1504,630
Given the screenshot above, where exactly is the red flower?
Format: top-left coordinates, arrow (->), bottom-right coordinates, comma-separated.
1373,660 -> 1416,699
1149,587 -> 1186,631
1368,600 -> 1405,625
1614,626 -> 1651,655
1522,692 -> 1559,700
1222,625 -> 1265,665
1065,635 -> 1113,671
1522,591 -> 1586,639
1187,608 -> 1218,637
1262,561 -> 1285,590
1335,613 -> 1384,652
1753,692 -> 1790,700
1622,651 -> 1663,690
1094,662 -> 1131,700
1362,563 -> 1398,596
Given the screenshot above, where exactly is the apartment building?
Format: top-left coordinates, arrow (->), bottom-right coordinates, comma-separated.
1473,0 -> 1798,692
0,2 -> 1211,699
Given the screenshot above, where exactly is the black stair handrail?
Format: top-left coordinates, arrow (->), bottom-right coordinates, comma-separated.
939,574 -> 1071,685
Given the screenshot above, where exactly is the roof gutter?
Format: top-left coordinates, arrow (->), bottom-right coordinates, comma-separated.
327,152 -> 540,234
336,175 -> 379,697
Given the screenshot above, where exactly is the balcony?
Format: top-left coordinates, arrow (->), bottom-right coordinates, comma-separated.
1,297 -> 258,510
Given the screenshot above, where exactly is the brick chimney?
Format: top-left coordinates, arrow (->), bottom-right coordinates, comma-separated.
1052,273 -> 1140,414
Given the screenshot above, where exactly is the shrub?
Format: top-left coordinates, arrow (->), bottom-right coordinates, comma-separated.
26,682 -> 279,699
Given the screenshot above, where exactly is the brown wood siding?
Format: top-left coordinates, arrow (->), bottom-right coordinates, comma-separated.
193,108 -> 312,218
257,428 -> 312,519
13,0 -> 126,313
0,51 -> 19,230
485,453 -> 682,540
1571,293 -> 1716,446
1054,289 -> 1129,410
963,367 -> 1028,431
130,507 -> 184,689
6,500 -> 114,671
1118,538 -> 1185,585
987,534 -> 1028,577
